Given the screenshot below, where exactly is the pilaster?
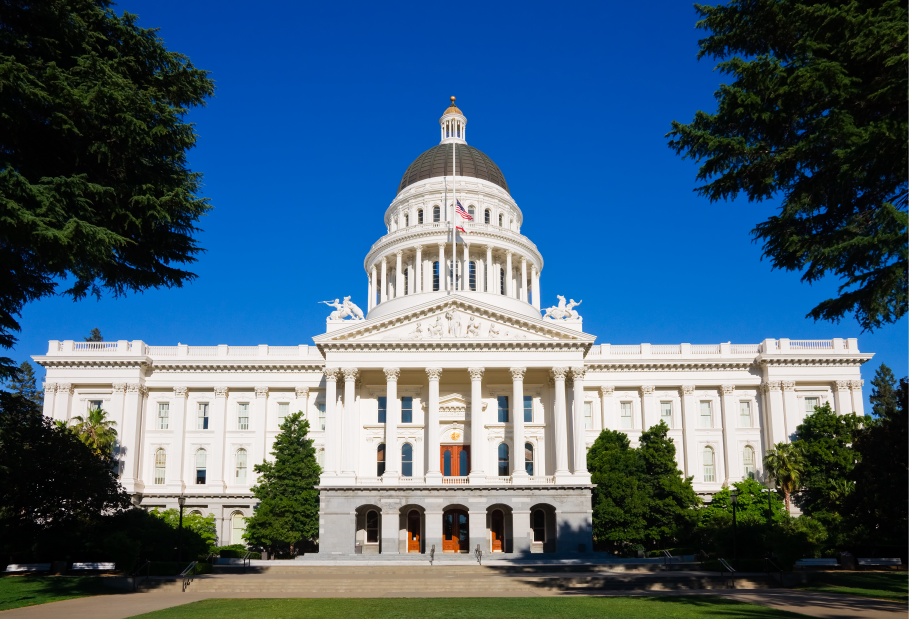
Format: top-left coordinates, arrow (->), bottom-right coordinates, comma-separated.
383,367 -> 400,484
600,385 -> 614,431
468,367 -> 486,483
640,385 -> 656,429
254,386 -> 268,482
323,369 -> 340,477
833,379 -> 853,415
720,384 -> 737,483
54,383 -> 73,421
167,386 -> 188,493
510,367 -> 527,479
425,368 -> 443,483
850,380 -> 865,416
782,380 -> 799,437
210,386 -> 229,490
681,384 -> 698,478
571,367 -> 590,481
551,368 -> 570,480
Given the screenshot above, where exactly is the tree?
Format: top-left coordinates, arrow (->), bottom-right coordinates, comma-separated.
70,405 -> 118,457
244,412 -> 321,556
150,508 -> 218,552
0,391 -> 130,559
85,329 -> 103,342
702,478 -> 787,524
763,442 -> 805,513
847,366 -> 908,548
667,1 -> 907,332
696,478 -> 788,560
790,403 -> 863,518
4,360 -> 43,408
0,0 -> 215,379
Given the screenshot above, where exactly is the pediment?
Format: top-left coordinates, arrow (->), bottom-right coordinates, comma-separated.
312,295 -> 597,348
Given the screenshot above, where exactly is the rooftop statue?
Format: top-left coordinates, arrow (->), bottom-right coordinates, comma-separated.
322,296 -> 365,321
543,295 -> 582,320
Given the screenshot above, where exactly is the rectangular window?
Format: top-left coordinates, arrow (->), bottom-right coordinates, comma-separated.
700,401 -> 712,428
739,401 -> 752,427
661,401 -> 672,426
497,396 -> 509,423
401,396 -> 413,423
317,403 -> 326,430
805,397 -> 819,414
238,403 -> 249,430
404,269 -> 409,295
523,395 -> 533,423
195,451 -> 206,485
197,403 -> 209,430
157,403 -> 169,430
620,402 -> 632,428
469,261 -> 477,291
378,397 -> 387,423
432,261 -> 440,291
277,402 -> 289,427
584,402 -> 592,429
89,399 -> 103,411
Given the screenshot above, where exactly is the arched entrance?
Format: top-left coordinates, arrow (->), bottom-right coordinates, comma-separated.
407,509 -> 421,553
490,509 -> 504,552
442,509 -> 468,553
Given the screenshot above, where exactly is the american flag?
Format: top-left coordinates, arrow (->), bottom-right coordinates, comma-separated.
455,199 -> 473,220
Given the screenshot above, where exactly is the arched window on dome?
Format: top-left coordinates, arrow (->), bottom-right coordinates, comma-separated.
468,206 -> 475,220
498,213 -> 503,226
432,262 -> 440,291
404,213 -> 409,227
433,206 -> 441,222
417,209 -> 424,224
468,261 -> 477,291
484,209 -> 490,224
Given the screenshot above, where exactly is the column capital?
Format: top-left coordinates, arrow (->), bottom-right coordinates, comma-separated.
720,384 -> 735,394
520,256 -> 527,264
550,367 -> 569,380
414,244 -> 423,252
509,367 -> 526,381
426,367 -> 443,381
600,385 -> 614,396
381,256 -> 388,264
468,367 -> 485,380
570,366 -> 586,380
174,386 -> 189,398
255,386 -> 269,398
437,242 -> 446,249
295,386 -> 309,398
44,382 -> 57,393
127,383 -> 147,395
760,381 -> 781,393
214,386 -> 229,398
640,385 -> 654,395
531,263 -> 537,273
56,382 -> 74,394
323,367 -> 341,381
505,249 -> 513,257
112,382 -> 127,393
395,249 -> 404,257
682,384 -> 696,395
782,380 -> 796,391
342,368 -> 359,381
383,367 -> 400,382
850,379 -> 864,390
835,379 -> 850,390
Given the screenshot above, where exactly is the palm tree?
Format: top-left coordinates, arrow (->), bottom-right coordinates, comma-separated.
70,406 -> 118,457
763,442 -> 804,514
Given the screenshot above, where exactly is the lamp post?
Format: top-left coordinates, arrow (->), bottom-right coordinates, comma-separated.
177,495 -> 186,563
730,489 -> 738,570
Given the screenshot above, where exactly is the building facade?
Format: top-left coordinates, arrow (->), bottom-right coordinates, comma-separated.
35,99 -> 873,555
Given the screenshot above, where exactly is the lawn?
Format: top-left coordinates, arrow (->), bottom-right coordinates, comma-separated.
0,575 -> 118,611
132,597 -> 806,618
797,571 -> 908,603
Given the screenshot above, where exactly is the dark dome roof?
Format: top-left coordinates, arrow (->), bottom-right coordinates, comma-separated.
397,144 -> 509,195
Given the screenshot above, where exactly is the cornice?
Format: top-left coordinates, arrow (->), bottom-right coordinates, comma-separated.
148,363 -> 325,374
34,357 -> 149,369
322,341 -> 590,353
757,354 -> 873,368
585,361 -> 756,372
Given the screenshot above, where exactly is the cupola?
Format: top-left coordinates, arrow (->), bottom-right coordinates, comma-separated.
439,96 -> 467,145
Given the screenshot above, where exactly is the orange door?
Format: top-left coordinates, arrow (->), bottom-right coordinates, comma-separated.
440,446 -> 470,476
443,509 -> 468,553
491,509 -> 504,552
407,510 -> 421,553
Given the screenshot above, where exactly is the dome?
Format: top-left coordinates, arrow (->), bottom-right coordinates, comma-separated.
397,143 -> 510,195
442,96 -> 463,117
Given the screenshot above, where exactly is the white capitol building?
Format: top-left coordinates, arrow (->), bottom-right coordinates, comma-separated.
35,98 -> 873,556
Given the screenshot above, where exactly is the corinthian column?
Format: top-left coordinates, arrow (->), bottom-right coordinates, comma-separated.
414,245 -> 423,294
551,368 -> 570,480
468,367 -> 485,482
323,368 -> 340,477
383,367 -> 400,484
505,251 -> 513,297
380,258 -> 388,303
395,251 -> 404,299
341,369 -> 359,479
485,245 -> 493,294
438,243 -> 447,292
520,257 -> 527,302
531,264 -> 540,310
511,367 -> 527,479
425,368 -> 443,483
571,367 -> 590,480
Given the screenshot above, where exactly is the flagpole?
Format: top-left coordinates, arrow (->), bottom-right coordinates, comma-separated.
452,132 -> 457,292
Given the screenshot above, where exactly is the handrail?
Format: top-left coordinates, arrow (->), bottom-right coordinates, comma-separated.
130,560 -> 151,592
429,544 -> 435,566
242,552 -> 251,573
661,549 -> 677,565
179,561 -> 197,592
765,557 -> 785,587
475,544 -> 482,566
718,558 -> 736,589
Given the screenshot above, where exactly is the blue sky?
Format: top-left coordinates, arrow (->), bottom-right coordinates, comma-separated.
13,0 -> 905,413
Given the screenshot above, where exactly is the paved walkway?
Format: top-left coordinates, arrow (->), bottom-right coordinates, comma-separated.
1,589 -> 905,619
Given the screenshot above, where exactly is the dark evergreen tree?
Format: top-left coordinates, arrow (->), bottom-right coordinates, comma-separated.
245,412 -> 321,556
85,328 -> 103,342
0,0 -> 215,378
667,0 -> 907,331
791,403 -> 863,519
4,360 -> 43,408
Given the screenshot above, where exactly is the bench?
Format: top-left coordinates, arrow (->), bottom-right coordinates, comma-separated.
4,564 -> 51,573
71,562 -> 116,572
795,558 -> 839,569
858,558 -> 903,570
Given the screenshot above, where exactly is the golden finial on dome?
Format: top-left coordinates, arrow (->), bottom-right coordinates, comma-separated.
445,96 -> 464,116
450,96 -> 456,105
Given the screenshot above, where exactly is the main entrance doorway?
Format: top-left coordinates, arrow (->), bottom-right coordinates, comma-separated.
490,509 -> 504,552
442,509 -> 468,553
440,445 -> 469,476
407,510 -> 421,553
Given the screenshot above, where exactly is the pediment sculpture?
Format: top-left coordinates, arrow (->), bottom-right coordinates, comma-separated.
543,295 -> 582,320
322,296 -> 365,321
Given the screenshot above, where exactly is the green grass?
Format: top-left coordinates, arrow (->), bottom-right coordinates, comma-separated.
0,575 -> 119,611
797,571 -> 908,603
132,597 -> 806,618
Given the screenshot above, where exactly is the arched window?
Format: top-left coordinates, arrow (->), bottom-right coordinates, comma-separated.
443,449 -> 452,476
154,448 -> 166,484
468,206 -> 475,220
498,213 -> 503,226
459,449 -> 468,475
189,510 -> 203,517
484,209 -> 490,224
703,446 -> 715,482
532,509 -> 545,542
231,512 -> 246,545
316,448 -> 325,468
366,510 -> 379,544
417,209 -> 424,224
499,267 -> 505,295
195,448 -> 207,485
401,443 -> 413,477
404,213 -> 409,227
468,261 -> 477,291
432,261 -> 440,291
497,443 -> 509,477
377,443 -> 386,476
235,448 -> 247,485
525,442 -> 534,476
433,206 -> 441,222
743,446 -> 755,479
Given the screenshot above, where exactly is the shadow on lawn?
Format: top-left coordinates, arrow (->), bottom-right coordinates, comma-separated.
0,575 -> 117,610
647,595 -> 799,618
